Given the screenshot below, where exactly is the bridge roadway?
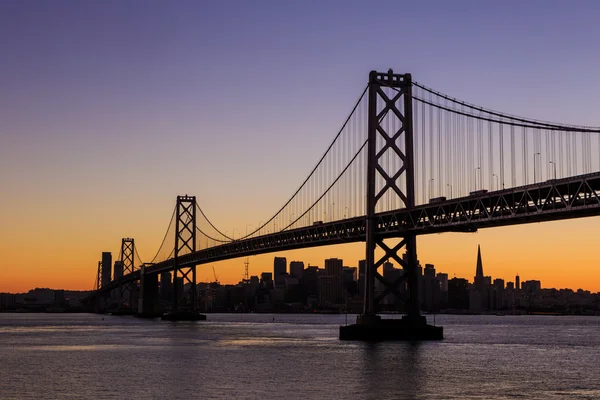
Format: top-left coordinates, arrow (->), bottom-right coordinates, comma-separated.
97,171 -> 600,295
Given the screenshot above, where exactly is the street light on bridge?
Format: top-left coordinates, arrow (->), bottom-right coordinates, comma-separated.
474,167 -> 481,191
428,178 -> 435,199
534,152 -> 541,183
549,161 -> 557,180
446,184 -> 452,199
492,174 -> 499,191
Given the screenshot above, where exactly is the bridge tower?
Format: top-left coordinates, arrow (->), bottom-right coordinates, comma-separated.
96,260 -> 102,290
172,195 -> 198,314
93,260 -> 108,313
341,70 -> 442,340
119,238 -> 135,310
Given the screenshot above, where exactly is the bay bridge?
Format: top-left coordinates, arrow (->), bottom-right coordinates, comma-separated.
89,70 -> 600,339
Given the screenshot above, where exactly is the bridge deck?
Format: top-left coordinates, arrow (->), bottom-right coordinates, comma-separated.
96,171 -> 600,295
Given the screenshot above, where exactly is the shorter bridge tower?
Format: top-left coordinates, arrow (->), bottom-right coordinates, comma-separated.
119,238 -> 135,310
93,260 -> 109,313
162,195 -> 205,321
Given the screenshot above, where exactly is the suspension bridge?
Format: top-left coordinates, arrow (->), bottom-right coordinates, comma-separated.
88,70 -> 600,339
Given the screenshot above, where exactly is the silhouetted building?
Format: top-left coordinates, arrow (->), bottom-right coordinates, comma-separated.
470,245 -> 489,311
473,245 -> 485,289
318,258 -> 344,306
274,257 -> 287,287
284,275 -> 304,304
261,272 -> 273,290
437,272 -> 449,305
516,274 -> 521,290
303,266 -> 320,297
522,280 -> 541,293
249,275 -> 260,296
113,261 -> 124,280
343,266 -> 357,282
493,278 -> 505,309
424,264 -> 436,278
101,252 -> 112,288
358,259 -> 366,298
161,272 -> 173,303
318,275 -> 337,307
422,264 -> 441,311
448,277 -> 469,309
437,273 -> 449,292
289,261 -> 304,279
343,266 -> 358,299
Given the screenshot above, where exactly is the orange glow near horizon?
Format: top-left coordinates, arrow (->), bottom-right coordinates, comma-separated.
2,216 -> 600,294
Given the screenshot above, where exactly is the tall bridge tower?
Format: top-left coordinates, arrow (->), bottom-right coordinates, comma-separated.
341,70 -> 442,340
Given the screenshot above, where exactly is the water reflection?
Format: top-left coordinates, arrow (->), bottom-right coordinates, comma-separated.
358,341 -> 424,400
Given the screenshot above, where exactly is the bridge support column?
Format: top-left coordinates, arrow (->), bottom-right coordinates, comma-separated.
120,238 -> 135,312
340,69 -> 441,340
137,265 -> 160,318
93,260 -> 109,313
162,195 -> 206,321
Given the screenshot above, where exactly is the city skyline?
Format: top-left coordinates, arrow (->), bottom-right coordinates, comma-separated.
0,243 -> 587,295
4,244 -> 595,317
3,1 -> 600,293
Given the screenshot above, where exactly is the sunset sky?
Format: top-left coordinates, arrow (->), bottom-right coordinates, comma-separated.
2,1 -> 600,293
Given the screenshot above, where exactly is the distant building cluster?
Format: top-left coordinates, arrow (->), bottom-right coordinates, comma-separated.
190,256 -> 361,313
0,289 -> 91,312
166,247 -> 600,315
3,245 -> 600,315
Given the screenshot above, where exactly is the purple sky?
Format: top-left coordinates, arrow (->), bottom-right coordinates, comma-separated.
2,1 -> 600,289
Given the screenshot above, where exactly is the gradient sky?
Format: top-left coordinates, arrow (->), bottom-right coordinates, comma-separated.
2,1 -> 600,293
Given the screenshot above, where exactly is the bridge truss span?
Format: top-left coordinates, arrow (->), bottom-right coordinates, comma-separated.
141,171 -> 600,275
376,171 -> 600,235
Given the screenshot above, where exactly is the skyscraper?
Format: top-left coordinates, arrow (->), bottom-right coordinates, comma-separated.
424,263 -> 436,278
358,259 -> 366,298
437,273 -> 448,292
274,257 -> 287,287
318,258 -> 344,306
113,261 -> 124,280
303,266 -> 320,297
289,261 -> 304,279
101,252 -> 112,288
470,245 -> 490,312
474,245 -> 485,289
423,264 -> 440,311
